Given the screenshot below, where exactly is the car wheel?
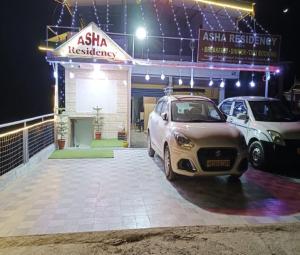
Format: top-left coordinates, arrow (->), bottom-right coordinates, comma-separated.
147,133 -> 155,157
164,145 -> 176,181
249,141 -> 265,169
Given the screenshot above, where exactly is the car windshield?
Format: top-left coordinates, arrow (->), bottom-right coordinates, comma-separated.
249,100 -> 296,122
171,100 -> 225,123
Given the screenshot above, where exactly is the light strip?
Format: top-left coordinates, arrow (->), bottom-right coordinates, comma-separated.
195,0 -> 254,13
0,119 -> 54,138
38,46 -> 54,52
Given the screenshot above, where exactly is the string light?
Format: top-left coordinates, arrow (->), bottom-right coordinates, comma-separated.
153,0 -> 165,61
209,4 -> 224,31
92,0 -> 101,28
56,0 -> 66,30
106,0 -> 110,32
71,0 -> 78,28
196,1 -> 214,30
137,0 -> 149,60
223,7 -> 242,33
182,0 -> 194,38
238,11 -> 254,33
169,0 -> 182,37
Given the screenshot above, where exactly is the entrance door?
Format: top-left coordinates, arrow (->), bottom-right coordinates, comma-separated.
73,118 -> 93,147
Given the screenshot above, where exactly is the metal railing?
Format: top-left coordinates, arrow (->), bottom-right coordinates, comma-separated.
0,114 -> 55,176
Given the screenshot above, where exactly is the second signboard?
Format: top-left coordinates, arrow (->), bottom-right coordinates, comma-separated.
197,29 -> 281,65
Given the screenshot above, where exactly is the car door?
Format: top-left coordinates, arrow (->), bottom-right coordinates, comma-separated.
231,100 -> 249,139
156,100 -> 169,154
150,100 -> 163,150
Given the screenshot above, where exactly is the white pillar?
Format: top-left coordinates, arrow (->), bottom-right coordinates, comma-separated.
265,70 -> 270,98
54,63 -> 59,115
219,87 -> 225,104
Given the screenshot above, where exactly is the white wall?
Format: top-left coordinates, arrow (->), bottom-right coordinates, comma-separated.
65,67 -> 129,144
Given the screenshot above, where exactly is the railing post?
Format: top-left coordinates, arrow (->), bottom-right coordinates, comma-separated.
23,123 -> 29,164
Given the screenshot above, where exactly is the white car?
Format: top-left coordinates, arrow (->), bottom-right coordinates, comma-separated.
147,92 -> 248,181
219,96 -> 300,169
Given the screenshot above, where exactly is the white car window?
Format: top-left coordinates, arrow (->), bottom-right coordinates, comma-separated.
232,101 -> 247,117
220,101 -> 233,115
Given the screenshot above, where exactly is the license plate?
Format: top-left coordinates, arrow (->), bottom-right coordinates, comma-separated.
297,148 -> 300,155
206,160 -> 230,168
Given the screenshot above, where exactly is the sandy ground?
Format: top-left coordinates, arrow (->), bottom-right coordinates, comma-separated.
0,223 -> 299,255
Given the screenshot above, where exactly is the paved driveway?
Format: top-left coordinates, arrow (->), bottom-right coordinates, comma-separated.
0,149 -> 300,237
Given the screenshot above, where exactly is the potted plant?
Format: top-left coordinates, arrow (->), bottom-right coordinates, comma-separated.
93,106 -> 104,140
56,108 -> 68,150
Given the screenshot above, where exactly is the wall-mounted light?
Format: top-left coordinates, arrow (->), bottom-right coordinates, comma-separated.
235,80 -> 241,87
145,74 -> 150,81
209,79 -> 214,87
161,73 -> 165,80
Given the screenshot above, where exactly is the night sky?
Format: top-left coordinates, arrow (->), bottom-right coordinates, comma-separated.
1,0 -> 299,124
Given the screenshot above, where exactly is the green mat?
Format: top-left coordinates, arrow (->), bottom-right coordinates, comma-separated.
49,149 -> 114,159
91,139 -> 124,148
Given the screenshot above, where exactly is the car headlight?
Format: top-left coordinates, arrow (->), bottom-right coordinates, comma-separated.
267,130 -> 285,146
173,132 -> 194,150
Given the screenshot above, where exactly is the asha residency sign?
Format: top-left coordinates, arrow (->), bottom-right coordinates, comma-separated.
197,29 -> 281,65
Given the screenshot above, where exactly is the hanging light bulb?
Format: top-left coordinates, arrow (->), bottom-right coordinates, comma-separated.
190,79 -> 194,86
69,72 -> 75,79
145,74 -> 150,81
178,78 -> 183,85
53,71 -> 58,79
161,73 -> 165,80
236,80 -> 241,87
209,79 -> 214,87
220,79 -> 225,88
250,80 -> 256,87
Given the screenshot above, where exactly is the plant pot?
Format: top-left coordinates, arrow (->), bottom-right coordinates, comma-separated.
57,139 -> 66,150
95,131 -> 102,140
123,141 -> 128,148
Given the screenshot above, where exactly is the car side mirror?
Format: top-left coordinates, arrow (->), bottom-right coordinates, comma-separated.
237,113 -> 249,121
161,112 -> 168,121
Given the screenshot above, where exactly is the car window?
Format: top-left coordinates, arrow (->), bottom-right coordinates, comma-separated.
232,101 -> 247,117
155,101 -> 163,114
220,101 -> 233,115
171,100 -> 225,122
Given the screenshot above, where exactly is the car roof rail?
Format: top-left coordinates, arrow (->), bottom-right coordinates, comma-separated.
164,87 -> 205,95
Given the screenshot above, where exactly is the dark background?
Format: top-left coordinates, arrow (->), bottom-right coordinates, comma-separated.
0,0 -> 299,124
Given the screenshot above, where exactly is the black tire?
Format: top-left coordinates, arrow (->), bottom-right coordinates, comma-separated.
164,145 -> 176,181
249,141 -> 265,169
147,133 -> 155,157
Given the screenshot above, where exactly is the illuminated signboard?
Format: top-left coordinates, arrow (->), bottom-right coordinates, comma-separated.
197,29 -> 281,65
54,22 -> 132,62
